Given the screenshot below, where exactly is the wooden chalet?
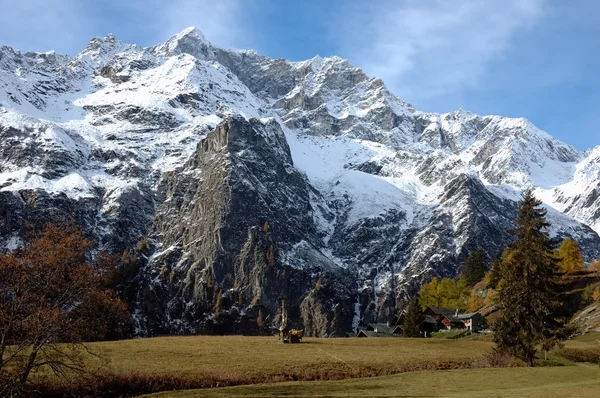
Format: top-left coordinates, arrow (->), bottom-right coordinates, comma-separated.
424,306 -> 486,332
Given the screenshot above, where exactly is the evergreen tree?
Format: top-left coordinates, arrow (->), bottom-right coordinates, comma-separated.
488,253 -> 504,289
494,190 -> 565,366
402,298 -> 424,337
555,238 -> 584,273
464,248 -> 487,287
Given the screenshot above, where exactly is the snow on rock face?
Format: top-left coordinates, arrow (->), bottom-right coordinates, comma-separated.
151,26 -> 212,60
0,27 -> 599,335
535,146 -> 600,235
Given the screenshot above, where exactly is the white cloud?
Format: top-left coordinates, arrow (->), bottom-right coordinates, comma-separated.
337,0 -> 547,100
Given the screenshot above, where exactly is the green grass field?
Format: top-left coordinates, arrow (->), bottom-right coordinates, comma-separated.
146,367 -> 600,397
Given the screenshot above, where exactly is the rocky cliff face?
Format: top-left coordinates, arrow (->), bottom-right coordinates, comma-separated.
134,117 -> 355,335
1,27 -> 599,336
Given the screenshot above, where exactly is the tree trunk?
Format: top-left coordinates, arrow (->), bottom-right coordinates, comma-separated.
19,346 -> 39,385
527,354 -> 535,367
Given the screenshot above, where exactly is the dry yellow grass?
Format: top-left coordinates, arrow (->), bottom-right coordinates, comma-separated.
86,336 -> 494,381
31,335 -> 597,396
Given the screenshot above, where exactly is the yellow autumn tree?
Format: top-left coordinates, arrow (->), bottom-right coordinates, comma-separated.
419,276 -> 469,311
484,279 -> 504,306
593,287 -> 600,302
418,277 -> 440,309
555,238 -> 584,273
589,259 -> 600,272
214,289 -> 223,318
257,310 -> 264,328
466,291 -> 485,312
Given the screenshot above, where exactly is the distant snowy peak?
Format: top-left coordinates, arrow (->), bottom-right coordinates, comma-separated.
0,45 -> 70,71
584,146 -> 600,163
73,34 -> 137,71
151,26 -> 213,60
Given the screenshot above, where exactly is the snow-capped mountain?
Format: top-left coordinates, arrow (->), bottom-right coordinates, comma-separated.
1,27 -> 598,335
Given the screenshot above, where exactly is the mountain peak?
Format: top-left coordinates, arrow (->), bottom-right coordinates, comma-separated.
153,26 -> 211,58
173,26 -> 207,42
74,33 -> 130,67
82,33 -> 120,52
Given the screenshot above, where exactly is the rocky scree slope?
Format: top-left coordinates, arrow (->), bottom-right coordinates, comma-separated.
0,27 -> 599,336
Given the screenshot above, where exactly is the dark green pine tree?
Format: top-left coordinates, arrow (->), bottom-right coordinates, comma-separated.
402,298 -> 424,338
463,248 -> 487,287
488,253 -> 504,289
493,189 -> 565,366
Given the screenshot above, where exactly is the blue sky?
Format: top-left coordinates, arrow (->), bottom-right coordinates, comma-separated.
0,0 -> 598,150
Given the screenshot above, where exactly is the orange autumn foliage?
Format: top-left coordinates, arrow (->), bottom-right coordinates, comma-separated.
0,223 -> 130,392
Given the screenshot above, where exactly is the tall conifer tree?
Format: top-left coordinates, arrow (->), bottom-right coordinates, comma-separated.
494,190 -> 565,366
464,248 -> 487,287
402,298 -> 424,337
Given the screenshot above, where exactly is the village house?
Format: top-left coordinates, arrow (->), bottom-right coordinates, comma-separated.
351,306 -> 486,337
356,323 -> 402,337
391,313 -> 438,336
424,306 -> 486,332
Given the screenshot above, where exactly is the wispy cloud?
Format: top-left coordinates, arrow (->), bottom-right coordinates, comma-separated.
336,0 -> 547,101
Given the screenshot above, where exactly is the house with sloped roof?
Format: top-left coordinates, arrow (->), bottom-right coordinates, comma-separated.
356,323 -> 402,337
424,306 -> 459,320
423,306 -> 486,332
392,312 -> 439,336
446,312 -> 486,332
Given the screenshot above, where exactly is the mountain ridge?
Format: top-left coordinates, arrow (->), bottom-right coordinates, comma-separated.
1,27 -> 598,335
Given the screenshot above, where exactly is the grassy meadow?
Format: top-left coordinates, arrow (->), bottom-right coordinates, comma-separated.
85,335 -> 494,381
32,333 -> 600,396
146,367 -> 600,397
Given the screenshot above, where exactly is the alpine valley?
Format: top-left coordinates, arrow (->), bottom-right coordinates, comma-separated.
1,27 -> 599,336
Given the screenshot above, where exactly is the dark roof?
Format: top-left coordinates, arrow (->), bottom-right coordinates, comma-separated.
358,324 -> 401,337
357,330 -> 378,337
442,312 -> 481,323
365,323 -> 401,335
454,312 -> 480,320
423,315 -> 438,324
426,306 -> 462,316
390,314 -> 402,326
